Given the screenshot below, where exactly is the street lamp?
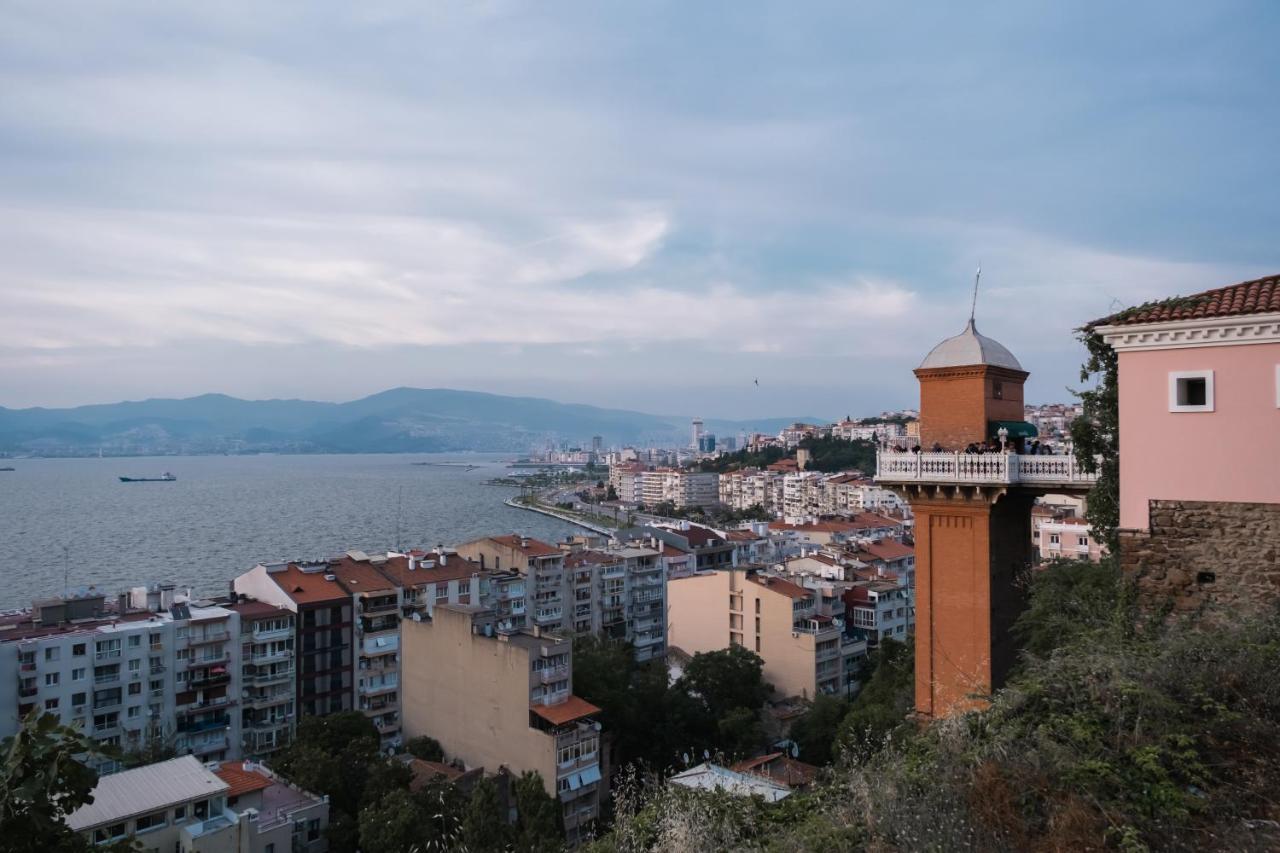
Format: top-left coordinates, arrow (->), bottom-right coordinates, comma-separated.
997,425 -> 1010,452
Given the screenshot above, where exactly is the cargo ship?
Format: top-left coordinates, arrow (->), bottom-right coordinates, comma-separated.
119,472 -> 177,482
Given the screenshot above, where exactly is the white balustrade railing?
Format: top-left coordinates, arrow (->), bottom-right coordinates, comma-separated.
875,451 -> 1099,486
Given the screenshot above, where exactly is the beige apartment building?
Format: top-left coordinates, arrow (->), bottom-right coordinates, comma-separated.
401,606 -> 605,844
667,567 -> 862,699
455,536 -> 567,633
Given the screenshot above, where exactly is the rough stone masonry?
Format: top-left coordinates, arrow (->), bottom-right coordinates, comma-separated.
1119,499 -> 1280,622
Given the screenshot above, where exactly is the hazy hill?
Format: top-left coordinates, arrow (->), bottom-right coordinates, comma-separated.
0,388 -> 825,456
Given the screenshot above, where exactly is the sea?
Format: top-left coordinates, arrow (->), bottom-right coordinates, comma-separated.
0,453 -> 583,611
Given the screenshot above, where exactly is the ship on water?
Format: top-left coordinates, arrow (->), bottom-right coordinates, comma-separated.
119,472 -> 177,482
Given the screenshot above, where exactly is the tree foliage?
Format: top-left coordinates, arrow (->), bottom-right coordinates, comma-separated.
513,771 -> 562,852
787,693 -> 850,766
0,711 -> 134,853
1070,326 -> 1120,552
677,645 -> 768,723
461,776 -> 513,852
835,638 -> 915,760
405,735 -> 444,762
1014,556 -> 1129,658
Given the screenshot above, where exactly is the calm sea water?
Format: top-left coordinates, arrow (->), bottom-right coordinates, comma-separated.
0,453 -> 581,610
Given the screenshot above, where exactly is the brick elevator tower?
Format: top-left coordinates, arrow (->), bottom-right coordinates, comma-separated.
876,318 -> 1097,719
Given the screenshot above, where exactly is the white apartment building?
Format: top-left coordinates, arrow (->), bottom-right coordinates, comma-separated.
0,585 -> 242,772
719,469 -> 784,516
845,581 -> 913,646
65,755 -> 329,853
563,544 -> 666,662
230,601 -> 296,761
455,536 -> 568,635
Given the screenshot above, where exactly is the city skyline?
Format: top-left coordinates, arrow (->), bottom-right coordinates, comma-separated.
3,3 -> 1278,417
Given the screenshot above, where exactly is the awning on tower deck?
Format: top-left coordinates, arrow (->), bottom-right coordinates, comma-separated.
988,420 -> 1038,439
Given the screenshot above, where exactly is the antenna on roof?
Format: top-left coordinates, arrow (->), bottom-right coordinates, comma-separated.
969,264 -> 982,324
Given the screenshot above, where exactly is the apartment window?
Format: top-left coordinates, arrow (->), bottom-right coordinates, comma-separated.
72,643 -> 86,656
44,673 -> 59,687
1168,370 -> 1214,412
1049,534 -> 1060,545
128,682 -> 142,696
93,823 -> 127,843
755,599 -> 761,614
1080,536 -> 1090,548
44,647 -> 59,662
730,631 -> 743,646
128,635 -> 141,648
128,659 -> 141,673
128,706 -> 141,718
44,698 -> 59,711
755,636 -> 761,653
72,667 -> 85,682
173,805 -> 187,822
72,692 -> 86,707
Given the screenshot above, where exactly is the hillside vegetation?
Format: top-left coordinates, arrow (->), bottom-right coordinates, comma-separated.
585,559 -> 1280,852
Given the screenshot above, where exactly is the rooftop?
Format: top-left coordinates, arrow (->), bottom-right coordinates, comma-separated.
746,573 -> 812,600
267,563 -> 348,605
1092,274 -> 1280,327
379,553 -> 484,586
668,762 -> 792,802
67,756 -> 228,830
531,695 -> 602,726
485,535 -> 563,558
918,318 -> 1023,371
212,761 -> 273,798
731,753 -> 819,789
329,555 -> 399,595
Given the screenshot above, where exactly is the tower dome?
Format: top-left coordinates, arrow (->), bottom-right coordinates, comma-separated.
918,319 -> 1022,371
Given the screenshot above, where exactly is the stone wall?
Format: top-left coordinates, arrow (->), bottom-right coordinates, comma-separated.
1119,499 -> 1280,621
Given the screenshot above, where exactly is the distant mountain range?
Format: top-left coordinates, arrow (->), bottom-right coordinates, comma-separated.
0,388 -> 825,457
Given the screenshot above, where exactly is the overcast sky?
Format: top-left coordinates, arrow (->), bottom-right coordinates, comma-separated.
2,2 -> 1277,419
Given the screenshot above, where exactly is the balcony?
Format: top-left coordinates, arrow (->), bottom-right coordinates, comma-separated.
359,675 -> 399,695
252,625 -> 293,642
601,564 -> 626,579
538,664 -> 569,684
189,671 -> 231,690
533,608 -> 563,623
875,451 -> 1099,489
188,653 -> 230,669
361,598 -> 399,615
187,630 -> 230,646
189,736 -> 230,756
247,668 -> 293,686
177,714 -> 230,734
17,685 -> 37,698
633,590 -> 661,604
633,632 -> 663,647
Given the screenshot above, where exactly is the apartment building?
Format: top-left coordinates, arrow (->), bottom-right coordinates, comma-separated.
379,548 -> 487,619
65,755 -> 328,853
1034,517 -> 1103,563
848,539 -> 916,588
234,563 -> 354,718
844,582 -> 912,647
456,535 -> 567,634
327,554 -> 403,749
645,523 -> 736,573
781,471 -> 825,521
608,462 -> 645,504
667,567 -> 865,699
561,543 -> 666,661
401,606 -> 606,845
230,601 -> 295,761
719,468 -> 784,516
0,585 -> 243,771
770,514 -> 905,547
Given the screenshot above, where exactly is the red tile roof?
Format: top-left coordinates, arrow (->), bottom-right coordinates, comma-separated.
530,695 -> 602,726
213,761 -> 273,798
746,574 -> 811,600
487,535 -> 563,557
228,600 -> 291,620
1093,274 -> 1280,327
856,540 -> 914,562
732,753 -> 819,788
378,554 -> 482,586
269,564 -> 348,605
328,556 -> 398,595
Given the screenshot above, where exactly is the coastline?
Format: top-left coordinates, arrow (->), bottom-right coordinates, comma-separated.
503,497 -> 618,536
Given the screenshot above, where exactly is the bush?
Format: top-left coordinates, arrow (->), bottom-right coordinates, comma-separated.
404,735 -> 444,762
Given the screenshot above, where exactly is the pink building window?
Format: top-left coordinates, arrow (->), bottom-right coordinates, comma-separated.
1168,370 -> 1214,412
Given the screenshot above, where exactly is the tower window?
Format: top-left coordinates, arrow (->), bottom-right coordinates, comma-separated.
1168,371 -> 1214,412
992,381 -> 1004,400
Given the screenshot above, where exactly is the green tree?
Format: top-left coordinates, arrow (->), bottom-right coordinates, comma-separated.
513,771 -> 562,852
358,788 -> 430,853
678,646 -> 769,722
1,711 -> 133,853
835,638 -> 914,760
716,707 -> 764,759
1013,556 -> 1125,659
1070,326 -> 1120,552
405,735 -> 444,762
788,693 -> 851,765
461,776 -> 513,852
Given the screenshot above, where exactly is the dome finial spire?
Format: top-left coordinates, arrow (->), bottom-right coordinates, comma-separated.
969,264 -> 982,325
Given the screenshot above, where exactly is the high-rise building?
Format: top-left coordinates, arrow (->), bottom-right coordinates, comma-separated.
401,606 -> 606,845
229,600 -> 296,760
691,417 -> 704,449
0,584 -> 242,771
234,562 -> 354,719
455,536 -> 568,633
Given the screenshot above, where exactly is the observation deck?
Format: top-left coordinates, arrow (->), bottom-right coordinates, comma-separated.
875,451 -> 1098,495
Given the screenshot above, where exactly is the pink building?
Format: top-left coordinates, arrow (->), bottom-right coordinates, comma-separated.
1094,274 -> 1280,615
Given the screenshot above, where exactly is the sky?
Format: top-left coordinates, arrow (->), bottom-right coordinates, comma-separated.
2,1 -> 1278,419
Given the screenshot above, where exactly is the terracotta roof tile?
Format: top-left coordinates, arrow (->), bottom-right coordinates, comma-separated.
530,695 -> 602,726
269,564 -> 348,605
1093,274 -> 1280,327
746,574 -> 811,600
213,761 -> 273,798
487,535 -> 563,557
